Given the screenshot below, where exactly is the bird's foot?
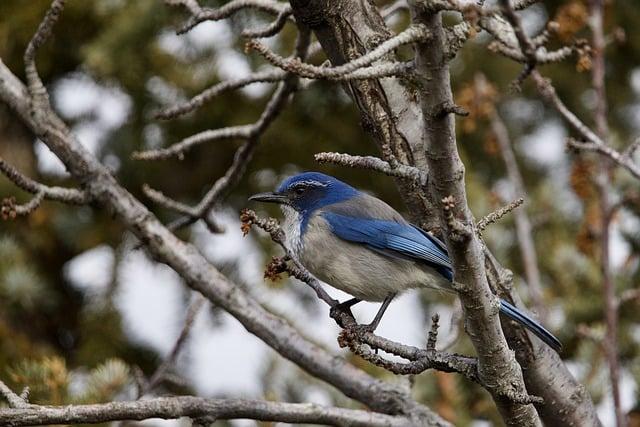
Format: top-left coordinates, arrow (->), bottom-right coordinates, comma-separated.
330,305 -> 355,328
329,298 -> 361,328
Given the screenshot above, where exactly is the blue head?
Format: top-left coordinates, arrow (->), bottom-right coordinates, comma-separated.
249,172 -> 359,220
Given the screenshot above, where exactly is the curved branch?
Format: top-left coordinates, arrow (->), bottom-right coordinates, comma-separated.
314,152 -> 426,184
410,4 -> 541,425
155,69 -> 287,120
246,24 -> 429,79
0,157 -> 89,204
242,6 -> 293,38
132,125 -> 253,161
179,0 -> 289,34
0,395 -> 411,427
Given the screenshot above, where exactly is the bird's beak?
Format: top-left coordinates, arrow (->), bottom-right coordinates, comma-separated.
249,191 -> 289,205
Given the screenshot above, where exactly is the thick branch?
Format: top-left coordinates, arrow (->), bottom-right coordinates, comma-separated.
410,4 -> 541,425
0,396 -> 411,427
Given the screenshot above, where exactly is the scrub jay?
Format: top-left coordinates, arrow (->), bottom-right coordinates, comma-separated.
250,171 -> 561,351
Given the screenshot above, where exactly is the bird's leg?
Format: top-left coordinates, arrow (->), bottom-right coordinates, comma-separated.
338,297 -> 361,310
354,293 -> 397,334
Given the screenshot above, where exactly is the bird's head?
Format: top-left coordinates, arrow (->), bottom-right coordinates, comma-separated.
249,172 -> 358,216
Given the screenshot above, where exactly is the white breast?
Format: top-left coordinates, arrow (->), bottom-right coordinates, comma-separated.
280,205 -> 303,256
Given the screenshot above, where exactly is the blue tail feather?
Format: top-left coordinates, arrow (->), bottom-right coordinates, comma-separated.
499,299 -> 562,352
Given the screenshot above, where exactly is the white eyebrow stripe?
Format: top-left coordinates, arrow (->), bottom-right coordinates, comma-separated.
291,180 -> 328,188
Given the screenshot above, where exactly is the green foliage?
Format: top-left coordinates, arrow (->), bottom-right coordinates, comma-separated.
76,358 -> 132,403
7,356 -> 68,404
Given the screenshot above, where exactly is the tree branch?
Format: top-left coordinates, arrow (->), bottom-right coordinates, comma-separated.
567,138 -> 640,180
476,197 -> 524,233
242,6 -> 293,38
178,0 -> 290,35
490,108 -> 546,320
532,71 -> 639,181
0,395 -> 412,427
0,157 -> 89,204
314,152 -> 427,185
409,3 -> 541,425
143,295 -> 207,395
588,1 -> 625,425
132,125 -> 253,161
0,380 -> 29,409
246,24 -> 429,80
155,69 -> 287,120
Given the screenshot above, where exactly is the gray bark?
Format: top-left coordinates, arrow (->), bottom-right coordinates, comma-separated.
411,7 -> 540,426
0,396 -> 412,426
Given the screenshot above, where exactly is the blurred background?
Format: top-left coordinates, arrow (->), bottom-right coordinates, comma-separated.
0,0 -> 639,425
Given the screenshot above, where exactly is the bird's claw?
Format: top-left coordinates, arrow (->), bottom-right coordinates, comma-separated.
330,304 -> 355,328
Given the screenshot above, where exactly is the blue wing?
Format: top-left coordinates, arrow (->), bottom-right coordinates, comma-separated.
321,212 -> 453,280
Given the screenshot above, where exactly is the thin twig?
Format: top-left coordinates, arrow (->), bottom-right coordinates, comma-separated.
132,125 -> 254,161
0,380 -> 29,409
477,197 -> 524,233
149,31 -> 310,232
381,0 -> 408,19
242,6 -> 293,38
1,192 -> 44,220
155,69 -> 287,120
24,0 -> 66,110
178,0 -> 289,34
246,24 -> 429,79
567,139 -> 640,180
144,295 -> 206,395
490,102 -> 546,320
314,152 -> 427,185
0,157 -> 89,204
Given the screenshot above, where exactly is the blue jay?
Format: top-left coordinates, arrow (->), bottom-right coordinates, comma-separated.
250,172 -> 561,351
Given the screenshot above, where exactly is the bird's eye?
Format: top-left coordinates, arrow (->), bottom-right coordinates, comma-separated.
294,186 -> 305,195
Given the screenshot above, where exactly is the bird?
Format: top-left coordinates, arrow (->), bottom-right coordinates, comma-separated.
249,171 -> 561,352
